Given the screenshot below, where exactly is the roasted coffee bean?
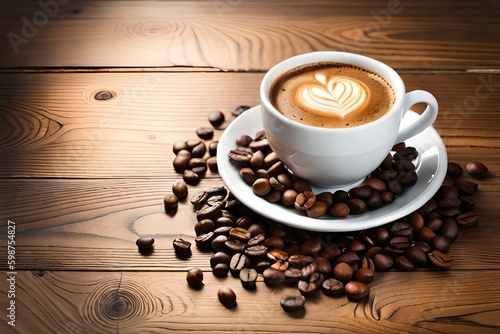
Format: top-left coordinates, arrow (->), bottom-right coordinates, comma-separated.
263,267 -> 286,285
416,241 -> 431,253
364,177 -> 388,192
267,161 -> 285,177
409,211 -> 425,229
194,219 -> 215,236
389,236 -> 411,250
195,232 -> 215,249
380,190 -> 395,204
208,110 -> 225,128
186,139 -> 201,151
428,249 -> 453,269
229,227 -> 251,242
252,178 -> 271,196
269,176 -> 285,192
186,268 -> 204,288
254,260 -> 271,274
389,221 -> 412,238
214,226 -> 233,236
249,150 -> 264,169
236,134 -> 253,147
284,268 -> 302,282
466,161 -> 488,179
333,262 -> 353,283
265,190 -> 282,203
425,217 -> 443,232
262,236 -> 285,250
298,280 -> 319,296
196,202 -> 224,220
414,227 -> 436,243
460,195 -> 476,211
267,248 -> 289,262
438,197 -> 462,208
346,198 -> 367,215
173,151 -> 191,173
224,239 -> 246,254
191,142 -> 207,158
330,202 -> 350,218
300,239 -> 323,257
437,185 -> 459,200
183,170 -> 200,185
321,245 -> 341,261
249,138 -> 270,151
207,156 -> 218,172
229,253 -> 249,276
379,169 -> 398,183
347,239 -> 367,253
190,191 -> 208,209
349,185 -> 373,199
373,253 -> 394,271
164,194 -> 179,213
331,190 -> 348,204
370,226 -> 390,246
314,191 -> 333,208
209,141 -> 218,156
228,149 -> 253,165
211,235 -> 229,252
394,159 -> 415,172
405,245 -> 427,266
280,295 -> 306,312
293,179 -> 312,193
196,127 -> 214,140
437,207 -> 461,218
322,278 -> 344,296
295,191 -> 316,211
335,251 -> 360,266
366,190 -> 383,209
354,267 -> 374,284
301,262 -> 317,279
213,263 -> 230,277
418,198 -> 438,217
456,211 -> 479,227
136,237 -> 154,249
239,268 -> 258,289
218,287 -> 237,308
431,235 -> 450,253
383,245 -> 404,257
345,281 -> 370,300
364,246 -> 382,258
394,255 -> 415,271
388,179 -> 403,195
447,162 -> 463,178
247,222 -> 267,237
393,146 -> 418,161
392,142 -> 406,152
232,105 -> 251,117
172,179 -> 188,198
441,218 -> 459,242
398,170 -> 417,186
313,257 -> 332,277
173,238 -> 192,258
210,252 -> 231,268
173,140 -> 188,154
455,180 -> 478,194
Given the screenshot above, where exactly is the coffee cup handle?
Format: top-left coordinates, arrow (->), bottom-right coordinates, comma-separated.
395,90 -> 438,143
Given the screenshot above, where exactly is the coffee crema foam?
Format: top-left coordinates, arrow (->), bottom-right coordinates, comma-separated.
270,63 -> 395,128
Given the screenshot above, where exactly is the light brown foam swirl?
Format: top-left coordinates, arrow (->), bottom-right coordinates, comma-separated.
297,73 -> 368,119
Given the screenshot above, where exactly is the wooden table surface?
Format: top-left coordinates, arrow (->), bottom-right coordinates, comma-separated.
1,1 -> 499,333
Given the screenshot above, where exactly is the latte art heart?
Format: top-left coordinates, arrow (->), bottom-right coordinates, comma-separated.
297,74 -> 369,118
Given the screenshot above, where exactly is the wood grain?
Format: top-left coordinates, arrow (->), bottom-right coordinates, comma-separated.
1,72 -> 499,178
1,270 -> 499,333
0,1 -> 499,70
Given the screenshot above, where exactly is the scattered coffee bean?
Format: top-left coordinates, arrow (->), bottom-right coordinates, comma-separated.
164,194 -> 179,213
213,263 -> 230,277
447,162 -> 463,178
136,237 -> 154,250
208,110 -> 225,128
183,170 -> 200,185
232,105 -> 251,117
196,127 -> 214,140
186,268 -> 204,288
428,249 -> 453,269
456,211 -> 479,227
466,161 -> 488,179
345,281 -> 370,300
455,180 -> 478,194
280,295 -> 305,312
172,179 -> 188,198
173,238 -> 192,258
217,287 -> 237,308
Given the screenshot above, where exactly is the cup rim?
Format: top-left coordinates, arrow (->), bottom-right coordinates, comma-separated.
260,51 -> 406,133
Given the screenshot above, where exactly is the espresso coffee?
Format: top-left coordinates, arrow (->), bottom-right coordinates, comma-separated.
270,63 -> 395,128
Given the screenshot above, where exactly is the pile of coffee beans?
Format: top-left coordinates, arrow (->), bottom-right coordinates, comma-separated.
158,106 -> 485,312
228,133 -> 419,218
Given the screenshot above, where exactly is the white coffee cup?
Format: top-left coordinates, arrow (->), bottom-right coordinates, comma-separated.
260,51 -> 438,188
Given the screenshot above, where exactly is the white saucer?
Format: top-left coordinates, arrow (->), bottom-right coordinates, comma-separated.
217,106 -> 447,232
